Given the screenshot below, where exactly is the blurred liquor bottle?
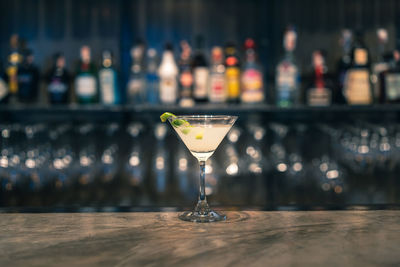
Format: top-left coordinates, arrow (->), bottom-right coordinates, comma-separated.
99,50 -> 120,105
225,42 -> 241,103
47,53 -> 70,104
192,36 -> 209,103
306,50 -> 332,106
0,61 -> 9,104
371,29 -> 390,101
75,46 -> 98,104
178,40 -> 194,107
209,46 -> 227,103
343,30 -> 373,105
127,41 -> 145,104
145,48 -> 160,104
159,43 -> 178,104
240,38 -> 264,103
336,30 -> 352,104
276,26 -> 300,107
6,34 -> 22,103
17,49 -> 39,103
379,49 -> 400,103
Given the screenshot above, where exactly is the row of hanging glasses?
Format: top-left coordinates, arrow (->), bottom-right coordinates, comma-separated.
1,119 -> 399,208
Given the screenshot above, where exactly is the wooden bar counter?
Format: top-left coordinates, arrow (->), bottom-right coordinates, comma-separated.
0,210 -> 399,266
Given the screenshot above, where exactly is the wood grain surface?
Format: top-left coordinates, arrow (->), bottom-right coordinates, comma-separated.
0,211 -> 399,266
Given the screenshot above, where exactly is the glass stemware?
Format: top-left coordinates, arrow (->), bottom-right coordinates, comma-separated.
168,115 -> 237,222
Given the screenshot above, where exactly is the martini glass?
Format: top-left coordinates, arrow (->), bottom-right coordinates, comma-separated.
168,115 -> 237,222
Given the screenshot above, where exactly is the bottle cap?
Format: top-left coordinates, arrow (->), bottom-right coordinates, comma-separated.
211,46 -> 223,62
54,52 -> 65,68
244,38 -> 255,49
80,45 -> 91,63
312,50 -> 325,67
377,28 -> 388,44
284,27 -> 297,52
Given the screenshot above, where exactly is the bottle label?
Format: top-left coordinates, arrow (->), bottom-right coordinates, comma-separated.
160,76 -> 177,104
18,73 -> 33,84
372,62 -> 389,99
277,63 -> 297,90
226,67 -> 240,99
385,73 -> 400,101
241,69 -> 264,103
0,78 -> 8,100
354,48 -> 368,65
6,66 -> 18,94
99,69 -> 116,104
179,71 -> 193,88
307,88 -> 331,106
128,78 -> 144,97
76,74 -> 96,97
48,79 -> 67,94
344,69 -> 372,104
209,73 -> 227,102
276,62 -> 299,107
193,67 -> 209,99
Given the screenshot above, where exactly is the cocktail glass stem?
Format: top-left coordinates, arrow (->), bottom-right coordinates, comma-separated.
199,160 -> 206,201
194,160 -> 211,215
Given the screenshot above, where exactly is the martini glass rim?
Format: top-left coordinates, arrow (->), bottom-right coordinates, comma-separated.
168,115 -> 238,121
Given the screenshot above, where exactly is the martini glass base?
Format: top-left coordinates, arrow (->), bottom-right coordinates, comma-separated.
179,200 -> 226,222
179,210 -> 226,222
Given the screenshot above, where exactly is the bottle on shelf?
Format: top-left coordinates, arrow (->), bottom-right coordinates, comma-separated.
343,30 -> 373,105
276,26 -> 300,107
371,28 -> 390,101
75,45 -> 98,104
306,50 -> 332,106
46,53 -> 70,104
379,49 -> 400,103
17,49 -> 39,103
99,50 -> 120,105
6,34 -> 22,103
0,61 -> 9,104
225,42 -> 241,103
127,41 -> 145,104
336,29 -> 353,104
240,38 -> 264,103
158,43 -> 178,104
178,40 -> 194,107
208,46 -> 227,103
192,36 -> 209,103
145,48 -> 160,104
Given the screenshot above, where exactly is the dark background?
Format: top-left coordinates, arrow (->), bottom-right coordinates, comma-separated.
1,0 -> 400,92
1,0 -> 400,211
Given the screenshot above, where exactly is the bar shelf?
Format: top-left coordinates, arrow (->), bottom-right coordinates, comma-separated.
1,104 -> 400,123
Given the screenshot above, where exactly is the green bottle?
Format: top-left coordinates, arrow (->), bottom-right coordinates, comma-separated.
75,45 -> 98,104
